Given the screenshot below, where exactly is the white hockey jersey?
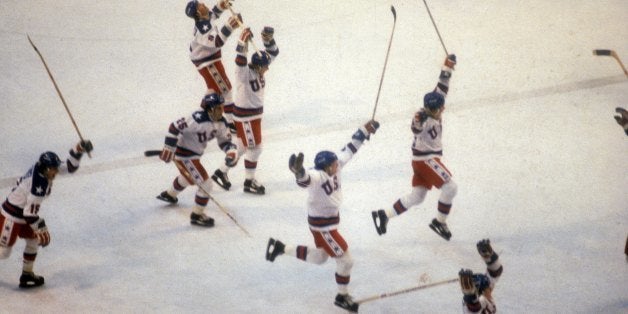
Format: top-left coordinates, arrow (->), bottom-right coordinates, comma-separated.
189,10 -> 231,68
295,136 -> 364,232
232,41 -> 279,121
165,110 -> 235,159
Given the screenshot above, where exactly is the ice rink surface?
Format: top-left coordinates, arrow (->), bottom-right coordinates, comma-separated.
1,1 -> 627,313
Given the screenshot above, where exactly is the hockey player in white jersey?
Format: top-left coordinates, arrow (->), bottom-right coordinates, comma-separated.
1,140 -> 93,288
185,0 -> 241,132
459,239 -> 503,313
372,54 -> 458,241
265,120 -> 379,313
156,93 -> 239,227
211,26 -> 279,195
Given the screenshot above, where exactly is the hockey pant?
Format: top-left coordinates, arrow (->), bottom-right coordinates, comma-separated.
232,119 -> 263,180
1,213 -> 41,272
197,61 -> 235,121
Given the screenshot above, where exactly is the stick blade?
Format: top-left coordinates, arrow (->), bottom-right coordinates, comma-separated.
390,5 -> 397,20
593,49 -> 612,56
144,150 -> 161,157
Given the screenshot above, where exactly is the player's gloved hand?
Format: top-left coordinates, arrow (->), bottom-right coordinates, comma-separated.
218,0 -> 232,11
31,218 -> 50,247
364,120 -> 380,134
614,107 -> 628,126
289,153 -> 305,179
75,140 -> 94,154
458,269 -> 476,296
477,239 -> 497,263
227,14 -> 242,30
225,148 -> 239,167
444,54 -> 456,69
261,26 -> 274,45
226,122 -> 237,134
240,27 -> 253,42
160,145 -> 175,163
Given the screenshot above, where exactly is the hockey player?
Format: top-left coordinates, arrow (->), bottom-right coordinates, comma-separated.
211,26 -> 279,195
185,0 -> 241,132
156,93 -> 239,227
265,120 -> 380,313
459,239 -> 503,313
0,140 -> 93,288
372,54 -> 458,241
614,107 -> 628,136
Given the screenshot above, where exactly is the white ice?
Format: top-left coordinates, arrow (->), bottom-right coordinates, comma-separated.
1,0 -> 627,313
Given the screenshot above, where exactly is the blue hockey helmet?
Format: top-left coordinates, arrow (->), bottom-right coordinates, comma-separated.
472,273 -> 490,294
423,91 -> 445,111
38,151 -> 61,169
185,1 -> 198,19
251,51 -> 271,67
314,151 -> 338,170
201,93 -> 225,110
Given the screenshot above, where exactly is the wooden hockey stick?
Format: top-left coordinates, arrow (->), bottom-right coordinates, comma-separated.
593,49 -> 628,77
356,278 -> 458,304
422,0 -> 449,56
224,3 -> 261,54
27,34 -> 92,158
371,5 -> 397,120
173,161 -> 251,237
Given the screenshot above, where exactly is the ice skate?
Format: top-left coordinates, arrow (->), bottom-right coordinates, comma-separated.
211,169 -> 231,190
244,179 -> 265,195
429,218 -> 451,241
156,191 -> 178,204
190,212 -> 215,227
334,293 -> 359,313
19,271 -> 45,289
371,209 -> 388,235
265,238 -> 285,262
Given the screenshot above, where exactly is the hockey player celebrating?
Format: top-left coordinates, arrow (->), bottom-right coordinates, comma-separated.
211,26 -> 279,195
459,239 -> 503,313
265,120 -> 380,313
372,54 -> 458,240
185,0 -> 241,132
156,93 -> 239,227
0,140 -> 93,288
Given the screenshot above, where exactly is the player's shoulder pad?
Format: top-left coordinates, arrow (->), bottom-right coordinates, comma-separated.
192,110 -> 211,123
31,166 -> 50,196
195,20 -> 212,35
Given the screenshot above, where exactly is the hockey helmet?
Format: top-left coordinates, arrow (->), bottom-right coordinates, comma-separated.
251,51 -> 271,67
185,1 -> 198,19
201,93 -> 225,110
38,151 -> 62,169
314,151 -> 338,170
423,91 -> 444,111
472,273 -> 490,294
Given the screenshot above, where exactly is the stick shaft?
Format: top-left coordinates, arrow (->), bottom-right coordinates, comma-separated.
226,5 -> 261,52
356,278 -> 458,304
27,35 -> 91,158
422,0 -> 449,56
371,6 -> 397,120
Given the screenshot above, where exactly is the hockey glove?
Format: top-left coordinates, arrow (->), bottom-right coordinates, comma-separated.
444,54 -> 457,69
289,153 -> 305,179
160,145 -> 175,163
226,14 -> 242,31
458,269 -> 476,296
218,0 -> 232,11
240,27 -> 253,42
261,26 -> 274,45
364,120 -> 380,134
31,219 -> 50,247
225,148 -> 239,167
476,239 -> 495,262
226,122 -> 237,134
614,107 -> 628,136
75,140 -> 94,154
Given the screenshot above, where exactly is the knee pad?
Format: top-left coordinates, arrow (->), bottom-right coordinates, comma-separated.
400,187 -> 428,208
440,180 -> 458,203
24,239 -> 39,254
336,251 -> 354,276
245,145 -> 263,162
197,180 -> 212,197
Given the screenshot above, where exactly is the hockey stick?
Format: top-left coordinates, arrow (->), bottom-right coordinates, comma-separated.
224,3 -> 261,54
144,150 -> 161,157
422,0 -> 449,56
173,160 -> 251,237
593,49 -> 628,77
371,5 -> 397,120
355,278 -> 458,304
27,34 -> 92,158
